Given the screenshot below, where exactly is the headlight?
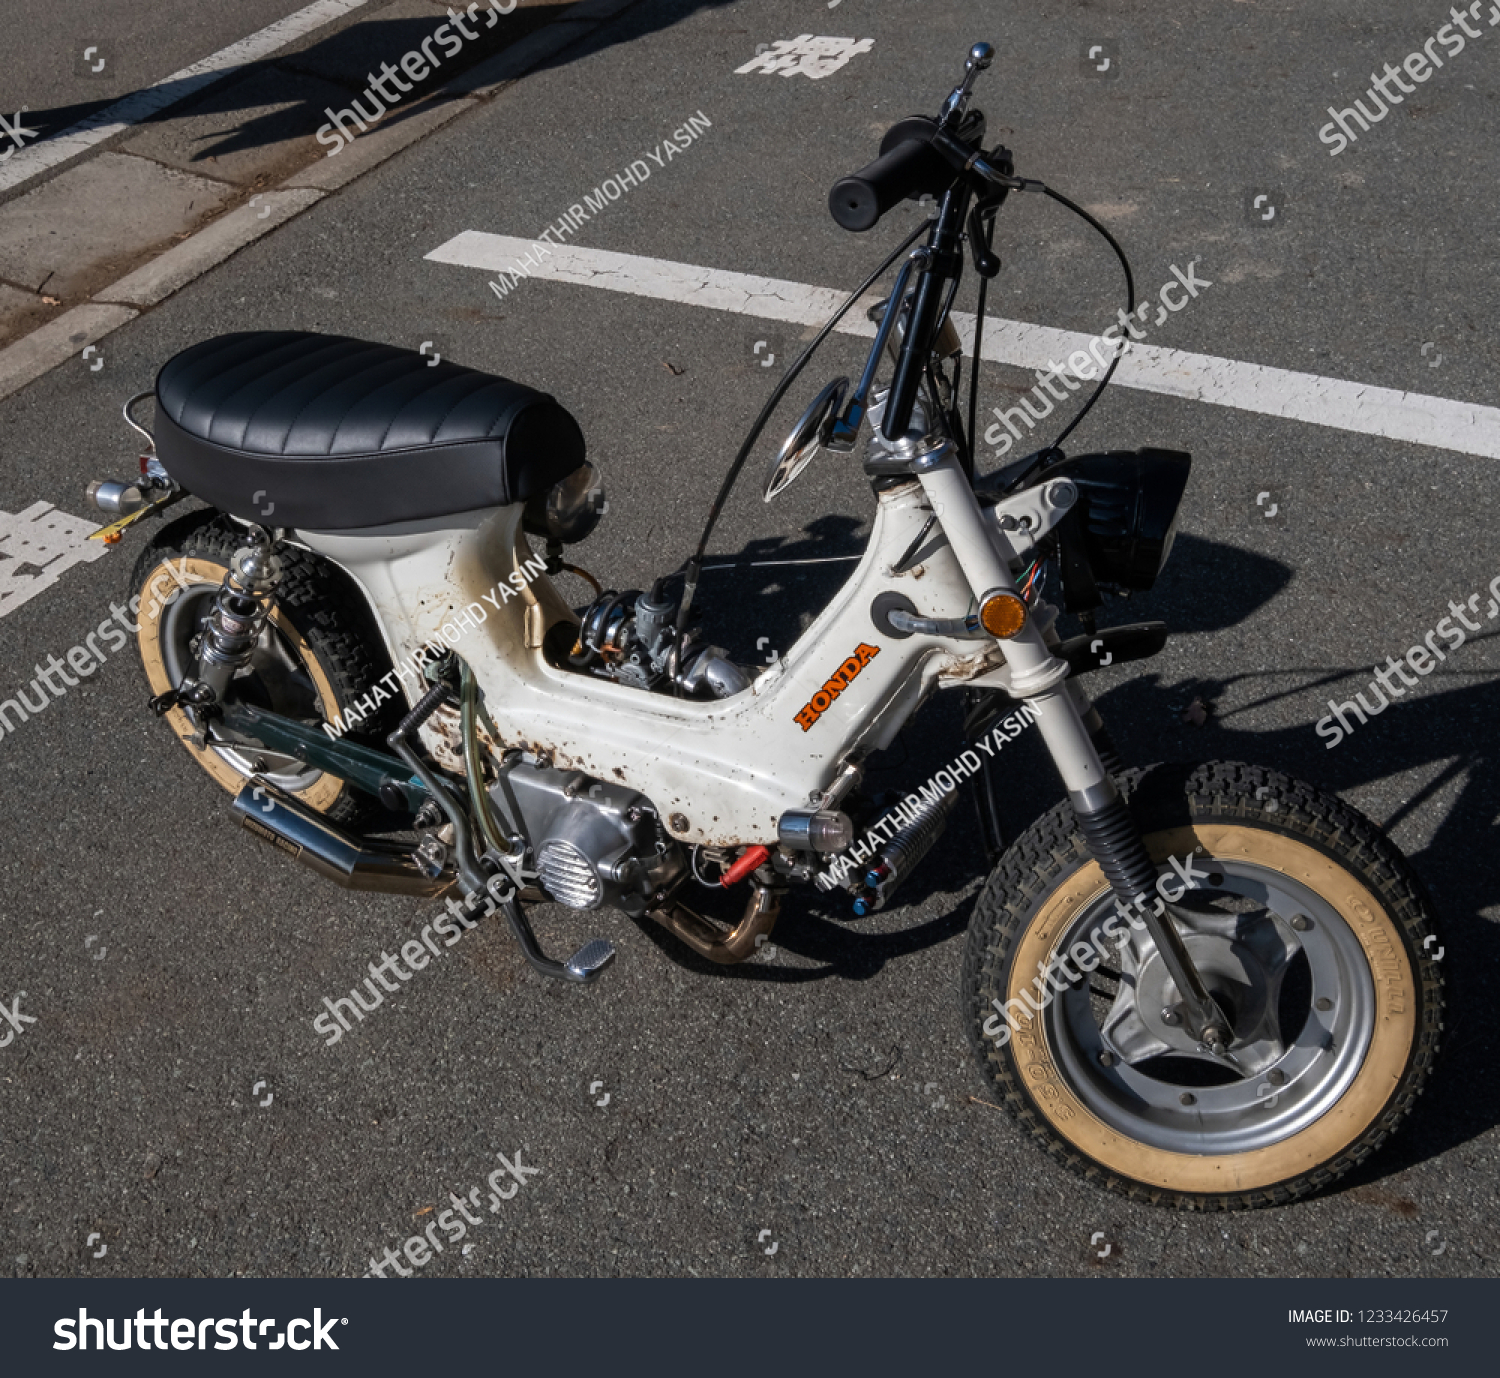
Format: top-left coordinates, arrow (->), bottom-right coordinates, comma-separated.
1045,449 -> 1191,610
1054,448 -> 1189,582
522,461 -> 605,544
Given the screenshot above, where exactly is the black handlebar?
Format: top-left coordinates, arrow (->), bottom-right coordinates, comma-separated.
828,112 -> 987,232
828,138 -> 948,232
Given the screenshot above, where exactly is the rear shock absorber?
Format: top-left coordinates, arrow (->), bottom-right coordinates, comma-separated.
195,536 -> 284,702
852,787 -> 959,915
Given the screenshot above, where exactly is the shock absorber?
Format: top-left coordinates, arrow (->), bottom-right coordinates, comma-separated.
194,536 -> 284,703
852,787 -> 959,915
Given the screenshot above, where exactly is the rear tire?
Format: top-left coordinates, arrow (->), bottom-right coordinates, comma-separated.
129,509 -> 400,825
959,761 -> 1444,1209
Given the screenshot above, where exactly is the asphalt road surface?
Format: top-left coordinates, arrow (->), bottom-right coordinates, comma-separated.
0,0 -> 1497,1280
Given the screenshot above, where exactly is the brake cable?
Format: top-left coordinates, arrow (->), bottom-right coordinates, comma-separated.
974,184 -> 1136,500
965,202 -> 999,471
1036,185 -> 1136,453
669,214 -> 939,692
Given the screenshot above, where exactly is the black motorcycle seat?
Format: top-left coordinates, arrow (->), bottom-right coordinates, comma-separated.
153,331 -> 586,530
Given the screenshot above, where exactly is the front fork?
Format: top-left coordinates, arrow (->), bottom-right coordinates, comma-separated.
919,455 -> 1234,1056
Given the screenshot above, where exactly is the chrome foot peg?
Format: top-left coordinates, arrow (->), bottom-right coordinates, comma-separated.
565,939 -> 616,982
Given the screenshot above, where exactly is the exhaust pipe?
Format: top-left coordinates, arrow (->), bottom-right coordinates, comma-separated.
232,780 -> 453,897
87,479 -> 145,515
646,881 -> 782,963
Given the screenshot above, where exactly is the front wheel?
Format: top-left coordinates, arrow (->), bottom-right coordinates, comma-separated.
960,761 -> 1444,1209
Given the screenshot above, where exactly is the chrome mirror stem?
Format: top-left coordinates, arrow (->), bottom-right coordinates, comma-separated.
826,248 -> 928,452
938,41 -> 994,128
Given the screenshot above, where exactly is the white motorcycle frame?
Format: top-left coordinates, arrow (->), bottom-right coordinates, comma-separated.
295,448 -> 1113,848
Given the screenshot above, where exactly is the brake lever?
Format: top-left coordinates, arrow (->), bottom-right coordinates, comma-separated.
966,205 -> 1001,278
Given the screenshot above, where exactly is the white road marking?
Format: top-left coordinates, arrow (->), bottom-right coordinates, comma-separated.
0,502 -> 110,622
0,0 -> 371,196
426,233 -> 1500,461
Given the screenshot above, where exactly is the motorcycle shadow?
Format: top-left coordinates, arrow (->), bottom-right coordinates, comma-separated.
689,512 -> 871,669
646,514 -> 982,982
653,528 -> 1281,986
1088,663 -> 1500,1190
667,526 -> 1500,1183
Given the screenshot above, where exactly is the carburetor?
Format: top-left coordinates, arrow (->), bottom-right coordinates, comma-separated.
569,578 -> 751,699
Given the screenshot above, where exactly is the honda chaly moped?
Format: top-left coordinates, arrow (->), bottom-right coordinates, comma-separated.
88,43 -> 1441,1208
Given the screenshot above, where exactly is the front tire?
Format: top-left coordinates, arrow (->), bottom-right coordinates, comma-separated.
960,761 -> 1443,1209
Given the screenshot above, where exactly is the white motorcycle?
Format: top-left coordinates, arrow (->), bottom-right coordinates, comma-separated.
89,44 -> 1441,1209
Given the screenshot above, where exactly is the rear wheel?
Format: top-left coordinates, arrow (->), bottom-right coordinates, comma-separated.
960,761 -> 1443,1209
129,509 -> 400,824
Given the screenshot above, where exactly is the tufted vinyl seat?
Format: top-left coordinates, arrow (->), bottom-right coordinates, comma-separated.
153,331 -> 586,530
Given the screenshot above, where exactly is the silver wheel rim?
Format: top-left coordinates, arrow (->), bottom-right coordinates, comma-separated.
1035,852 -> 1378,1156
160,583 -> 328,795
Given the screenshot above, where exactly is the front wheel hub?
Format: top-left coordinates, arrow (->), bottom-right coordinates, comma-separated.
1108,924 -> 1287,1074
1043,855 -> 1378,1157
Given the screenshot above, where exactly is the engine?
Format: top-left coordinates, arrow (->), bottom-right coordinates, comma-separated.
494,765 -> 684,916
569,578 -> 751,699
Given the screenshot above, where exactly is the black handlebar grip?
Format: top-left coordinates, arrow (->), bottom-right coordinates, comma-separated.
829,137 -> 947,232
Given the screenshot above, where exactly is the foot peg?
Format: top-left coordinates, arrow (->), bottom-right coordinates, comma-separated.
493,891 -> 615,985
565,939 -> 616,982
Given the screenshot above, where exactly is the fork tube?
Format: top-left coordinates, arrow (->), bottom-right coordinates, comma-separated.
883,187 -> 967,439
919,451 -> 1233,1050
914,453 -> 1110,804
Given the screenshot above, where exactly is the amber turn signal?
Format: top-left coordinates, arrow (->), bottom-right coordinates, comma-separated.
978,591 -> 1028,638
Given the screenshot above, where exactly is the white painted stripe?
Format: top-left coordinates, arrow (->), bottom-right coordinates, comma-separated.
426,232 -> 1500,461
0,0 -> 371,196
0,502 -> 112,623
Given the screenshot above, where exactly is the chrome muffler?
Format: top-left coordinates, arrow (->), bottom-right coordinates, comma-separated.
232,780 -> 453,897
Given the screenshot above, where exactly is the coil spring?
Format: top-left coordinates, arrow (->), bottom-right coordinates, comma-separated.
876,789 -> 957,885
195,549 -> 281,697
852,788 -> 959,914
1074,792 -> 1157,901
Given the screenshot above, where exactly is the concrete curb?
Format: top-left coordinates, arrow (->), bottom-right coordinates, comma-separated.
0,0 -> 649,405
0,304 -> 139,400
447,19 -> 596,99
285,95 -> 474,193
95,189 -> 328,309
